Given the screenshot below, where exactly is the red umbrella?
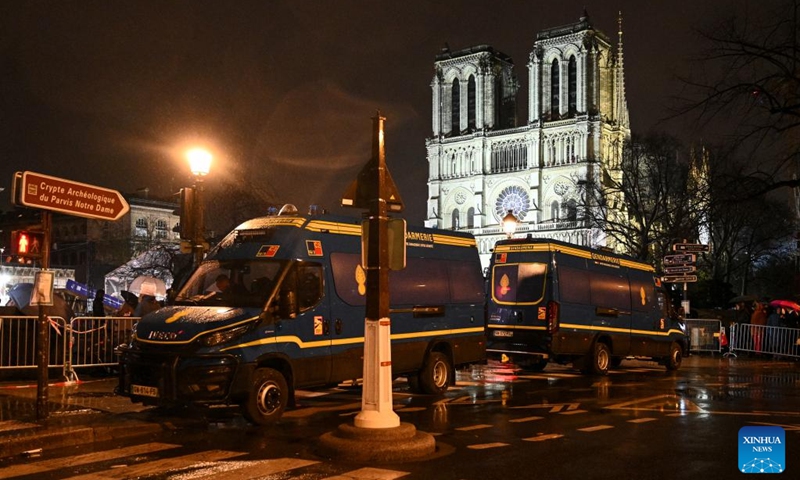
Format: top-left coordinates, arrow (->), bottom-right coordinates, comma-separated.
769,299 -> 800,311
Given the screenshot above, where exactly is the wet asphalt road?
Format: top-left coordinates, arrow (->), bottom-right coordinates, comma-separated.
2,355 -> 799,479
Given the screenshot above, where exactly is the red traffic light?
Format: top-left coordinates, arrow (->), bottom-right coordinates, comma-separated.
12,230 -> 44,257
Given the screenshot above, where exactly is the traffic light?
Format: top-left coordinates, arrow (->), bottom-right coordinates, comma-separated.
11,230 -> 44,257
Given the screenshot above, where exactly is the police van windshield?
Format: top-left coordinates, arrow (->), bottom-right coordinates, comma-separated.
492,262 -> 548,305
175,259 -> 287,308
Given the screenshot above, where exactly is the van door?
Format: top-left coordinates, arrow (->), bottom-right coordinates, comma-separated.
327,253 -> 368,383
628,275 -> 661,356
274,261 -> 331,387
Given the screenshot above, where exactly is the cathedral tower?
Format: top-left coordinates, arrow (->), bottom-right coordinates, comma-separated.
425,12 -> 630,269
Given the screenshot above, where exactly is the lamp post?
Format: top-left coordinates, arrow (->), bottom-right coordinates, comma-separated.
502,210 -> 518,239
187,148 -> 212,268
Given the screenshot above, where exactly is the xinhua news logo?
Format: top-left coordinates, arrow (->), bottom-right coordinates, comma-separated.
739,426 -> 786,474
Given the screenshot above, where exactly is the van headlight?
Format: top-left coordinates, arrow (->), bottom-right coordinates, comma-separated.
200,325 -> 250,347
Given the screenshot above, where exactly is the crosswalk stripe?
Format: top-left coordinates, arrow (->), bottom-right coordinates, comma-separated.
523,433 -> 564,442
509,416 -> 544,423
628,417 -> 658,423
578,425 -> 614,432
155,457 -> 320,480
323,466 -> 410,479
65,449 -> 247,479
456,424 -> 493,431
467,442 -> 509,450
0,442 -> 179,477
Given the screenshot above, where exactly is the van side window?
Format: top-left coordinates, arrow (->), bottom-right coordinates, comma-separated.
559,266 -> 591,304
276,262 -> 323,318
589,272 -> 631,311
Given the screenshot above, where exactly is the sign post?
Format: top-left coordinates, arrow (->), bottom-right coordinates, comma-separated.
664,241 -> 709,317
11,171 -> 129,420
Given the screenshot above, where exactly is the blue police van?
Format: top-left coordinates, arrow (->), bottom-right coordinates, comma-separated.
486,238 -> 687,374
116,206 -> 486,424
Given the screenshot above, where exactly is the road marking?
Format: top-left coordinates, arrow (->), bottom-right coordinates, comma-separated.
0,442 -> 179,477
468,442 -> 510,450
578,425 -> 614,432
510,416 -> 544,423
559,409 -> 587,415
456,424 -> 493,431
284,402 -> 362,418
511,402 -> 581,413
155,458 -> 322,480
518,373 -> 580,379
323,467 -> 410,479
628,418 -> 658,423
65,449 -> 247,479
523,433 -> 564,442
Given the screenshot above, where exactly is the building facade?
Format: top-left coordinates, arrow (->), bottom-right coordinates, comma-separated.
425,13 -> 630,269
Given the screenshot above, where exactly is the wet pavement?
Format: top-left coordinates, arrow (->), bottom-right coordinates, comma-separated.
0,354 -> 798,468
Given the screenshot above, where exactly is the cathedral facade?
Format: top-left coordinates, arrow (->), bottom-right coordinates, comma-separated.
424,13 -> 630,269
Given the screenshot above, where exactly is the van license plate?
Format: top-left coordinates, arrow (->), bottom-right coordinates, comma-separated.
132,385 -> 159,398
494,330 -> 513,338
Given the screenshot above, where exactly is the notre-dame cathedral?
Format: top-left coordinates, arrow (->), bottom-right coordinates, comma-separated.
424,12 -> 630,269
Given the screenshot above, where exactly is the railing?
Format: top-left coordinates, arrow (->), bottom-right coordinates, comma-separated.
685,319 -> 724,354
727,323 -> 800,359
0,315 -> 138,381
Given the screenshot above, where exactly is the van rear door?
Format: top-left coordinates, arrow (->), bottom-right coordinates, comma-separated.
488,259 -> 551,345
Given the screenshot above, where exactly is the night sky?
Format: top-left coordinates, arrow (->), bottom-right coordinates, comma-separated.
0,1 -> 734,229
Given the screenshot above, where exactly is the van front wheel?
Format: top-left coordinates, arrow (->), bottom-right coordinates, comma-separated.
417,352 -> 452,394
242,368 -> 288,426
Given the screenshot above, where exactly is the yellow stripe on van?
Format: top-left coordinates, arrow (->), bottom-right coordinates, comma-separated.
494,242 -> 654,272
560,323 -> 684,337
134,316 -> 261,345
431,234 -> 476,248
220,326 -> 485,352
305,220 -> 362,236
487,324 -> 547,331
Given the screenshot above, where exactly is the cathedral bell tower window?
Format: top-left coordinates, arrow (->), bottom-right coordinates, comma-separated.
551,59 -> 560,119
451,78 -> 461,136
468,75 -> 476,131
568,56 -> 577,116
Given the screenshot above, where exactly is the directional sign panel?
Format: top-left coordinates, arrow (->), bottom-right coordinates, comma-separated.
672,243 -> 710,253
13,171 -> 130,221
663,253 -> 696,266
662,275 -> 698,283
664,265 -> 697,274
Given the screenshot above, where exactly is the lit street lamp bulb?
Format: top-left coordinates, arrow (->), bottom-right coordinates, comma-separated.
187,148 -> 212,177
502,210 -> 517,238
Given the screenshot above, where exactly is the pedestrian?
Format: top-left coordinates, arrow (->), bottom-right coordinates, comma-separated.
92,289 -> 106,318
133,281 -> 161,317
750,302 -> 768,354
116,290 -> 138,317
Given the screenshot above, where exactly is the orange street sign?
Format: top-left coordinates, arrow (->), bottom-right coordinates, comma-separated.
13,171 -> 130,221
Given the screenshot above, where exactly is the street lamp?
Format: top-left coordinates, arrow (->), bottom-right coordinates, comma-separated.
502,210 -> 517,239
186,148 -> 212,268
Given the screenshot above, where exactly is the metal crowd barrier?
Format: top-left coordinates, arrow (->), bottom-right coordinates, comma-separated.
685,318 -> 724,354
0,315 -> 138,381
728,323 -> 800,359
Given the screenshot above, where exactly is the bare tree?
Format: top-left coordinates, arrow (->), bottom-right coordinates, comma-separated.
675,0 -> 800,195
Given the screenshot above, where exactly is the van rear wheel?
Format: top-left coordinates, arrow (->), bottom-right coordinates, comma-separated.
665,342 -> 683,371
416,352 -> 452,394
582,342 -> 610,375
242,368 -> 288,426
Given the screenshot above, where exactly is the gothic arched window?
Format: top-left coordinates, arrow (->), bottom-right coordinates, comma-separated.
568,56 -> 577,115
551,200 -> 560,221
451,78 -> 461,136
451,209 -> 460,229
467,75 -> 476,130
135,217 -> 148,237
551,59 -> 560,118
467,207 -> 475,228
